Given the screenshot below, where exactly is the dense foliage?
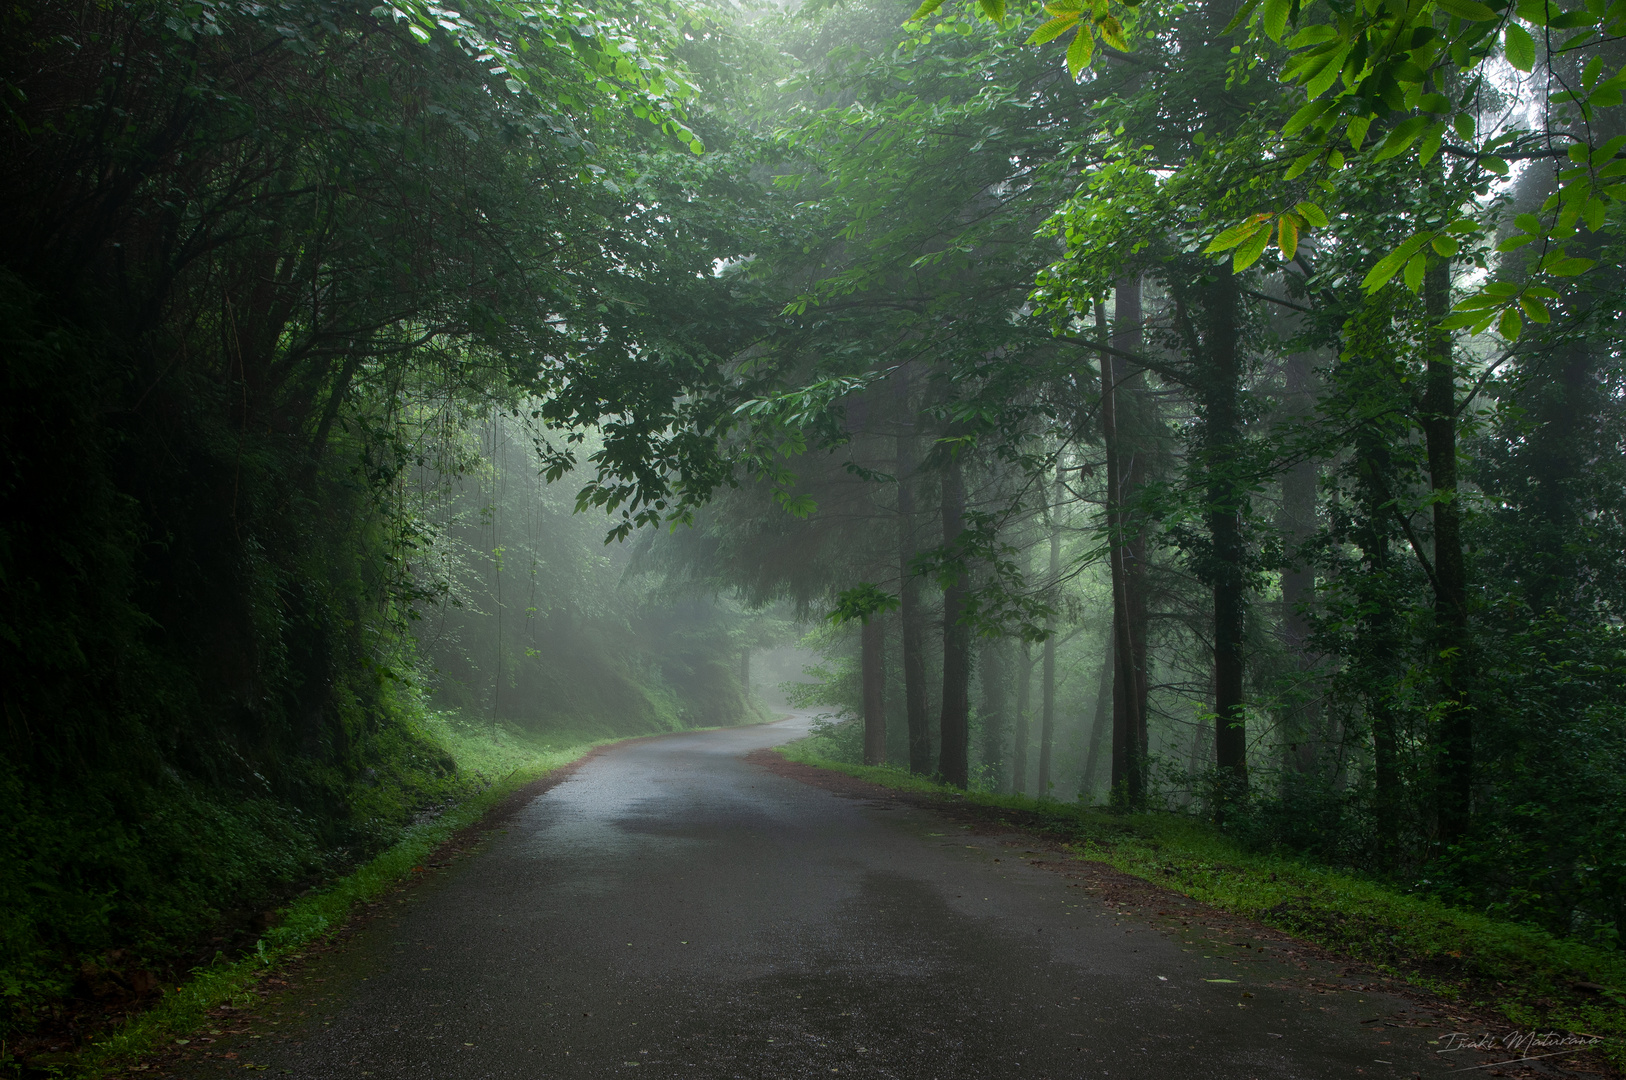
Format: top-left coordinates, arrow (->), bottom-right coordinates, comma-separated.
4,0 -> 1626,1062
0,0 -> 765,1053
712,0 -> 1626,952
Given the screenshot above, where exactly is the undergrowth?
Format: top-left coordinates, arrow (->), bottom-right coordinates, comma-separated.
8,716 -> 617,1079
778,739 -> 1626,1068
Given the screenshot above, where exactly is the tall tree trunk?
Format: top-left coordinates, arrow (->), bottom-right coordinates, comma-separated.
1189,714 -> 1213,801
1279,351 -> 1320,772
938,451 -> 971,788
741,648 -> 751,691
1352,433 -> 1403,855
1422,257 -> 1472,846
885,608 -> 908,764
1120,283 -> 1151,795
862,616 -> 886,766
1100,283 -> 1150,805
1037,469 -> 1062,797
1012,643 -> 1032,794
1370,663 -> 1401,856
1081,637 -> 1113,799
1037,631 -> 1056,798
979,637 -> 1009,790
1205,270 -> 1249,811
896,369 -> 932,775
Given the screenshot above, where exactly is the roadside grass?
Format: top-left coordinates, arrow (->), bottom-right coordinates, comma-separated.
778,740 -> 1626,1067
58,717 -> 619,1079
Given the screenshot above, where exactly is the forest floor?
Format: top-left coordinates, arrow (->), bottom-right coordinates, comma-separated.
92,713 -> 1607,1080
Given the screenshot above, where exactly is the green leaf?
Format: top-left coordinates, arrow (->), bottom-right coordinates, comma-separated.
1234,223 -> 1274,271
1066,24 -> 1095,76
1099,14 -> 1130,51
1437,0 -> 1500,19
827,583 -> 901,624
1283,41 -> 1342,82
1279,214 -> 1301,260
1221,0 -> 1264,35
1347,114 -> 1372,148
905,0 -> 947,21
1593,133 -> 1626,163
1362,234 -> 1433,292
1519,295 -> 1552,322
1204,217 -> 1271,253
1497,306 -> 1523,339
1404,250 -> 1428,292
1287,24 -> 1340,46
1304,43 -> 1353,98
1583,54 -> 1604,90
1504,22 -> 1537,70
1418,122 -> 1446,166
1285,149 -> 1321,179
1516,0 -> 1552,24
1373,115 -> 1429,161
979,0 -> 1007,20
1027,14 -> 1080,43
1432,234 -> 1460,256
1285,97 -> 1336,135
1545,255 -> 1596,274
1264,0 -> 1292,41
1453,111 -> 1476,140
1295,201 -> 1330,227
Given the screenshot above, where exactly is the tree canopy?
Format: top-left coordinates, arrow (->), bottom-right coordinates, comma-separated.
4,0 -> 1626,1058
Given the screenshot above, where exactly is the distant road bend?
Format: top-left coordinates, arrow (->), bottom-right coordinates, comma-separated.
178,714 -> 1505,1079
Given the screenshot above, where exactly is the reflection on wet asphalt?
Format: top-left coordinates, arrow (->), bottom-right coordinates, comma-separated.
176,714 -> 1488,1078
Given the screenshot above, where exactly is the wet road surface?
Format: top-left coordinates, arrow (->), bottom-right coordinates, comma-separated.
175,715 -> 1509,1079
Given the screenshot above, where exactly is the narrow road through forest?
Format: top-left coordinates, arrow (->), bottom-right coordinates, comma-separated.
176,715 -> 1510,1079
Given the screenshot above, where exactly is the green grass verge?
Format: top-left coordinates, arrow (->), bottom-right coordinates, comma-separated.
778,739 -> 1626,1067
58,717 -> 619,1079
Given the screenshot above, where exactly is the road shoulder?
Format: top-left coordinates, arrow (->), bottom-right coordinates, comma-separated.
751,748 -> 1620,1080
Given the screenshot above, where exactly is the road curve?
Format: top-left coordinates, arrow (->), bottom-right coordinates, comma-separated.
174,714 -> 1499,1079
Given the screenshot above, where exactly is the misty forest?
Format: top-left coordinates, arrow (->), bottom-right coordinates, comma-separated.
4,0 -> 1626,1072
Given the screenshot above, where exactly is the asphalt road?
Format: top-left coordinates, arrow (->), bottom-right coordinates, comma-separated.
173,714 -> 1512,1079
